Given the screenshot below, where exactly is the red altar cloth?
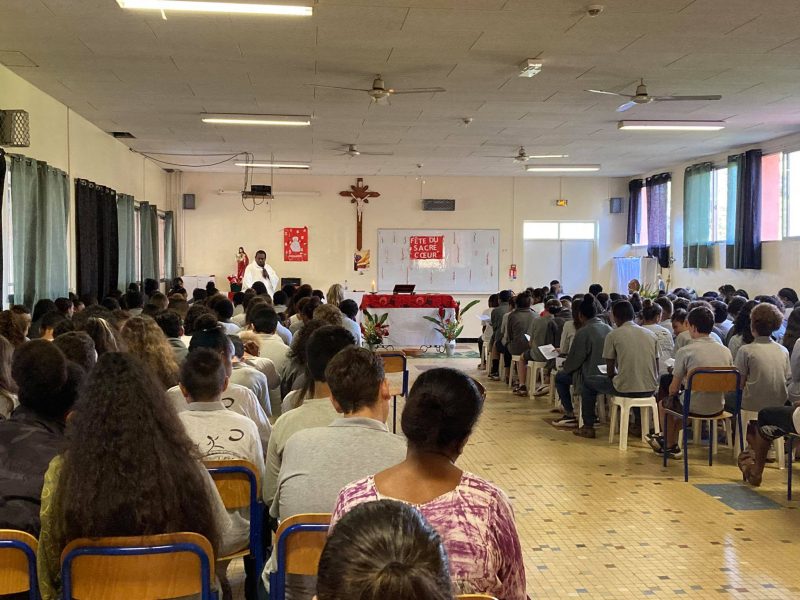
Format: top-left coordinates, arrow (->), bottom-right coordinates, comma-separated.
360,294 -> 458,310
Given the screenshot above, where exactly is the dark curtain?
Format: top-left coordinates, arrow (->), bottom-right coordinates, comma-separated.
726,149 -> 762,269
76,179 -> 119,301
626,178 -> 643,244
683,162 -> 714,269
645,172 -> 672,268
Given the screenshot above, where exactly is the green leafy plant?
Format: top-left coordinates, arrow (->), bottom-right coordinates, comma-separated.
361,309 -> 389,347
422,299 -> 481,342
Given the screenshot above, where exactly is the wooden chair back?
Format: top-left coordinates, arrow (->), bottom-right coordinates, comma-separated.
686,367 -> 741,393
273,513 -> 331,577
60,532 -> 215,600
204,459 -> 260,510
0,529 -> 38,597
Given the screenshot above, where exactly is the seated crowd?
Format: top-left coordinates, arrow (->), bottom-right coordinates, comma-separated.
0,277 -> 528,600
481,281 -> 800,485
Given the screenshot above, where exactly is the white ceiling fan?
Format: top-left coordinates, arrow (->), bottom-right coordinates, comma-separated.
336,144 -> 394,158
485,146 -> 569,163
587,79 -> 722,112
310,74 -> 446,104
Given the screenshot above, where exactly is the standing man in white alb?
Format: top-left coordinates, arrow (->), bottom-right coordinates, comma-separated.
243,249 -> 280,296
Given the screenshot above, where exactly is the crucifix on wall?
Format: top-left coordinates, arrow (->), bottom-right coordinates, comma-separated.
339,177 -> 380,251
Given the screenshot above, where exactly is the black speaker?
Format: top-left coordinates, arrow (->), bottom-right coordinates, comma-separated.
609,197 -> 623,214
183,193 -> 196,210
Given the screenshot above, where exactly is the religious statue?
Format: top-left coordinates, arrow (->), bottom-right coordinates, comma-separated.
339,177 -> 381,251
236,247 -> 249,282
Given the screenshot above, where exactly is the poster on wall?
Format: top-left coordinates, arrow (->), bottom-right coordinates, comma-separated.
354,249 -> 371,271
409,235 -> 444,260
283,227 -> 309,261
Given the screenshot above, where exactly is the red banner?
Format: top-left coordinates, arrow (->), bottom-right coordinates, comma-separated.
283,227 -> 308,261
409,235 -> 444,260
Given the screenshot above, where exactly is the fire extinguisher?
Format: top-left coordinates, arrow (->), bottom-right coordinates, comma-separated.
509,264 -> 517,280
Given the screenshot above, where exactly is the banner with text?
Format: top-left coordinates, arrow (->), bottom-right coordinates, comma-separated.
409,235 -> 444,260
284,227 -> 309,261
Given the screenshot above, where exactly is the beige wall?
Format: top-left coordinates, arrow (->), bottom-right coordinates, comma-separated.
179,172 -> 628,336
0,64 -> 170,291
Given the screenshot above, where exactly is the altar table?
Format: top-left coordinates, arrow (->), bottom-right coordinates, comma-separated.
359,294 -> 458,348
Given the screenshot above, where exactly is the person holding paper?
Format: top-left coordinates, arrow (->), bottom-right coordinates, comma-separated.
523,300 -> 565,396
506,294 -> 537,396
575,300 -> 659,440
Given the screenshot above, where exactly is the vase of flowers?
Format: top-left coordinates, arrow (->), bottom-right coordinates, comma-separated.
423,300 -> 480,356
361,309 -> 389,351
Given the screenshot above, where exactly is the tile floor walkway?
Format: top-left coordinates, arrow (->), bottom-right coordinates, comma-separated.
232,353 -> 800,599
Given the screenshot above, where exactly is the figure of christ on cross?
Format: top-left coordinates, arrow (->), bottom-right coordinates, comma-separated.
339,177 -> 380,251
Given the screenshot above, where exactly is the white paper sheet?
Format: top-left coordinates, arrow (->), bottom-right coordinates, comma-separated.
538,344 -> 559,360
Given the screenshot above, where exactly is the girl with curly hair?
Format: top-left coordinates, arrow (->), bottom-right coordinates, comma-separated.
121,316 -> 180,389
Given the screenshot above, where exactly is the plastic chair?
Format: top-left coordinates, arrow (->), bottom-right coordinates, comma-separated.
205,459 -> 264,598
509,355 -> 522,389
0,529 -> 38,599
381,352 -> 408,433
526,361 -> 547,399
60,532 -> 216,600
663,367 -> 743,482
608,395 -> 660,451
268,513 -> 331,600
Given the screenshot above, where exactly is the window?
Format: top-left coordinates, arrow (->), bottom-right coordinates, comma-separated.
712,167 -> 727,242
524,221 -> 595,240
133,205 -> 142,284
637,186 -> 649,246
1,163 -> 12,308
761,153 -> 782,242
787,150 -> 800,237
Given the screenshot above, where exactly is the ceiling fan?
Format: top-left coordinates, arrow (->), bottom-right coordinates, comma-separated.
337,144 -> 394,158
587,79 -> 722,112
310,74 -> 446,104
485,147 -> 569,163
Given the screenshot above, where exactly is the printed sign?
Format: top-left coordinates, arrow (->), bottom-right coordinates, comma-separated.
409,235 -> 444,260
284,227 -> 308,261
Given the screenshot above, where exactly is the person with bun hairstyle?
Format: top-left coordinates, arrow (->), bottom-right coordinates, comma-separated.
317,500 -> 454,600
332,368 -> 527,600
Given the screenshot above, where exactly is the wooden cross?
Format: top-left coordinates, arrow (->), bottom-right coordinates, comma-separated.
339,177 -> 380,251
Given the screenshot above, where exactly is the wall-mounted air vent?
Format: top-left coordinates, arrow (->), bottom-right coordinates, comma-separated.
422,199 -> 455,211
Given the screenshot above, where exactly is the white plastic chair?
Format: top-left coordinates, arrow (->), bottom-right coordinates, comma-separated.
608,396 -> 660,450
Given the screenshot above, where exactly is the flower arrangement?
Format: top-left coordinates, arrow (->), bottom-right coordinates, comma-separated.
361,310 -> 389,347
227,274 -> 243,292
422,299 -> 480,342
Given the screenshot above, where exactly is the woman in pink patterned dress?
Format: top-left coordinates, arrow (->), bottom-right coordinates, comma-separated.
331,368 -> 528,600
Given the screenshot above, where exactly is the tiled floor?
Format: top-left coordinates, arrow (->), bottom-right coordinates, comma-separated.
233,353 -> 800,599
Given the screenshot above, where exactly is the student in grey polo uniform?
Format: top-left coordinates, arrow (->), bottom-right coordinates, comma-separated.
576,300 -> 658,439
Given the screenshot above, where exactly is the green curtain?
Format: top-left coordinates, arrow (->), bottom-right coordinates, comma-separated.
138,202 -> 160,282
117,194 -> 136,291
726,150 -> 762,269
683,162 -> 713,269
164,210 -> 177,281
9,154 -> 69,307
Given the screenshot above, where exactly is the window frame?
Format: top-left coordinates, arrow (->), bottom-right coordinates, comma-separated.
784,149 -> 800,240
711,166 -> 728,244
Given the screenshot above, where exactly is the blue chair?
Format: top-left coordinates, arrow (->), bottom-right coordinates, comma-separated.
205,460 -> 265,599
0,529 -> 38,599
268,513 -> 330,600
379,352 -> 409,433
60,532 -> 216,599
663,367 -> 743,482
786,433 -> 800,500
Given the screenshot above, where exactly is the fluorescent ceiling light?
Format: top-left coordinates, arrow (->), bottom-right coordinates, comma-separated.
202,114 -> 311,126
526,165 -> 600,173
235,162 -> 310,169
618,120 -> 725,131
116,0 -> 312,16
528,154 -> 569,159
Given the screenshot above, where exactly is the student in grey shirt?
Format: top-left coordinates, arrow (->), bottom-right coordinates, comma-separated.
506,294 -> 536,395
735,303 -> 791,413
265,346 -> 406,596
650,306 -> 733,458
488,290 -> 513,379
576,300 -> 658,439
